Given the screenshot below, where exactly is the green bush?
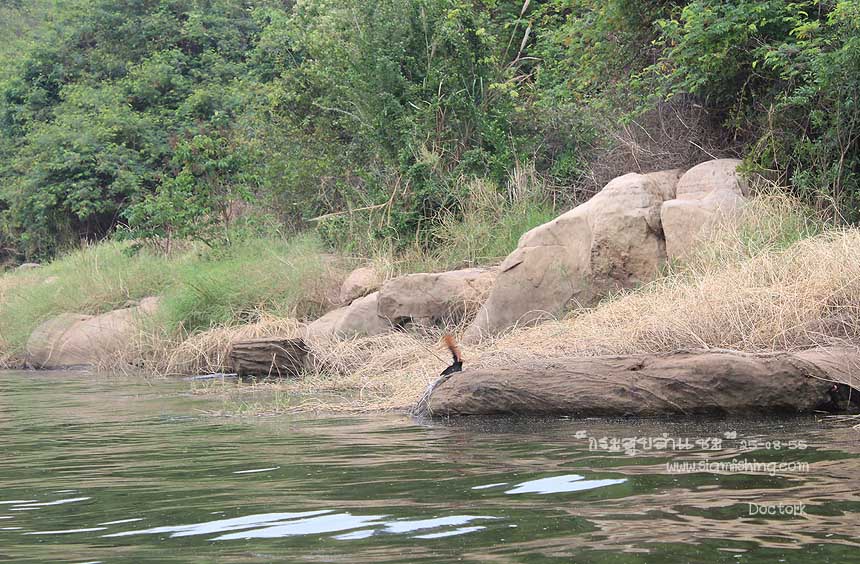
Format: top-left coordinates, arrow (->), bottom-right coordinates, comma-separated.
657,0 -> 860,220
1,0 -> 858,264
251,0 -> 538,245
0,0 -> 270,258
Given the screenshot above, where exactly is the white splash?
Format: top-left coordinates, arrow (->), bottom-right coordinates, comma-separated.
415,525 -> 486,539
471,482 -> 508,490
232,466 -> 280,474
104,511 -> 333,538
24,527 -> 107,535
12,497 -> 90,508
98,518 -> 145,525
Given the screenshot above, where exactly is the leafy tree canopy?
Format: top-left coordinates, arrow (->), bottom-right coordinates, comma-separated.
0,0 -> 858,259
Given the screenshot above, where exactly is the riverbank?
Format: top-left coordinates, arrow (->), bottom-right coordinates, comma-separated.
2,188 -> 857,414
225,199 -> 860,414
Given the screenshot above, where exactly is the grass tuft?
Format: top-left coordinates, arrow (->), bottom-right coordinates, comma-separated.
0,242 -> 177,355
0,234 -> 346,359
158,234 -> 344,333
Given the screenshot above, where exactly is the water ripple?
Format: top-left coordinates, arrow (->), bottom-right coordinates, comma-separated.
504,475 -> 627,495
103,510 -> 499,542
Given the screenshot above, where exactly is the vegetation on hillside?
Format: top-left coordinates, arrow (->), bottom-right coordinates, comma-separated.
0,0 -> 857,261
0,180 -> 553,358
1,1 -> 858,406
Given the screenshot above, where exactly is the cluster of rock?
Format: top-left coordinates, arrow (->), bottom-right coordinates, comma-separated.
305,267 -> 496,341
305,158 -> 747,343
464,158 -> 746,342
23,158 -> 746,371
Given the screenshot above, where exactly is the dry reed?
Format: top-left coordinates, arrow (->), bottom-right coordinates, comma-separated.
71,193 -> 860,414
230,194 -> 857,413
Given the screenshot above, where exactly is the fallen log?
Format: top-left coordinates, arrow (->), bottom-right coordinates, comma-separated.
424,347 -> 860,417
229,337 -> 313,380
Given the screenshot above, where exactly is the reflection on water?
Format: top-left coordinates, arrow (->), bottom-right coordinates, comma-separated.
1,371 -> 859,563
503,475 -> 627,495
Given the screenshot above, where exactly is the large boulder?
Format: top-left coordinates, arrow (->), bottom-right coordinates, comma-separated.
424,348 -> 859,417
660,158 -> 747,260
338,266 -> 381,305
464,170 -> 682,343
26,297 -> 160,369
305,291 -> 391,340
377,268 -> 496,326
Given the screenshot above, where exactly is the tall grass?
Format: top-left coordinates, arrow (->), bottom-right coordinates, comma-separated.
14,175 -> 843,416
428,177 -> 558,269
681,186 -> 825,272
0,234 -> 347,358
159,234 -> 344,333
0,242 -> 178,353
360,172 -> 559,277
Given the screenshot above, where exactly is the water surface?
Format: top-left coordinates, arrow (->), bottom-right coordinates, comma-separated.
1,371 -> 859,563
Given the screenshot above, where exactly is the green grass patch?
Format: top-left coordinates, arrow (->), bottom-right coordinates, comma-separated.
349,177 -> 560,276
0,233 -> 345,353
0,241 -> 178,351
430,198 -> 558,269
159,234 -> 341,334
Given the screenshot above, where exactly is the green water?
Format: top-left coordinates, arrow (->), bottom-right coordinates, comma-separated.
1,371 -> 859,563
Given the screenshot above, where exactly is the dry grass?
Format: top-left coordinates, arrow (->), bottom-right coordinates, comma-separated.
103,314 -> 306,377
128,322 -> 461,413
279,331 -> 453,412
204,193 -> 858,413
481,229 -> 859,365
24,191 -> 854,415
474,193 -> 852,367
203,218 -> 859,413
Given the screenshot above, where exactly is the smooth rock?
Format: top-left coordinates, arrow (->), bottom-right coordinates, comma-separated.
26,298 -> 160,369
425,348 -> 858,417
378,268 -> 496,326
305,291 -> 391,340
661,158 -> 746,260
338,266 -> 381,305
464,170 -> 682,342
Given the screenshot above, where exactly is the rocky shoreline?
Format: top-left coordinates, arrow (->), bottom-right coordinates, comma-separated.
15,159 -> 860,417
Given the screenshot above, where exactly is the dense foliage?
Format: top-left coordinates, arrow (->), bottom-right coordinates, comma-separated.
0,0 -> 857,260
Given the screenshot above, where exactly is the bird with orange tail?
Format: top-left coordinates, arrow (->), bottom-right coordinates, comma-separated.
440,334 -> 463,376
411,334 -> 465,416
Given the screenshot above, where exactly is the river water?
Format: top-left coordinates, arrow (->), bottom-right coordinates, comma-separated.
1,371 -> 859,563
